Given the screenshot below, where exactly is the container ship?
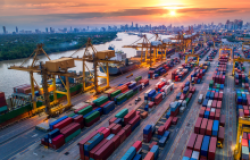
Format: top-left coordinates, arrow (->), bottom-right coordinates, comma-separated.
99,50 -> 137,75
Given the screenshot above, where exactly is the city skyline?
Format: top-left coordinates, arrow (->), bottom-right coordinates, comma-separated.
1,0 -> 250,31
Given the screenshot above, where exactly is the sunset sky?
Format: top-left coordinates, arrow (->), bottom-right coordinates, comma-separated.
1,0 -> 250,31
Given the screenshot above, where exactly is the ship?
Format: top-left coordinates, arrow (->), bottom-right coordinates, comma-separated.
99,50 -> 137,75
108,44 -> 115,50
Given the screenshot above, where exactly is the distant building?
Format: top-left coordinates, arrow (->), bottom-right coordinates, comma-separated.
50,27 -> 55,33
45,27 -> 49,33
2,26 -> 7,34
16,26 -> 18,33
100,27 -> 106,32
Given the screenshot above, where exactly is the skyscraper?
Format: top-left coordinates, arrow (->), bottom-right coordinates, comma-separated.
45,27 -> 49,33
16,26 -> 18,33
131,22 -> 133,28
2,26 -> 6,34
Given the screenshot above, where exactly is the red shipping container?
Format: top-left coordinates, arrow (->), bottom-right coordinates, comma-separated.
194,117 -> 202,134
243,106 -> 249,110
60,123 -> 81,137
78,130 -> 99,160
208,137 -> 217,160
219,115 -> 225,127
149,141 -> 158,150
108,123 -> 116,130
51,134 -> 65,149
136,111 -> 141,116
124,110 -> 136,124
180,93 -> 185,100
111,124 -> 122,135
248,133 -> 250,140
172,117 -> 178,125
187,133 -> 197,150
143,132 -> 152,143
206,108 -> 210,112
243,132 -> 248,139
217,101 -> 222,109
199,109 -> 205,118
97,127 -> 106,133
132,141 -> 142,152
158,126 -> 165,135
117,129 -> 126,144
94,140 -> 115,160
242,138 -> 248,147
112,135 -> 122,148
211,100 -> 217,108
148,101 -> 155,108
200,118 -> 208,135
41,138 -> 49,147
53,117 -> 73,130
209,112 -> 215,120
144,152 -> 154,160
194,134 -> 204,152
206,119 -> 213,136
214,92 -> 218,100
218,126 -> 225,143
215,109 -> 221,120
128,115 -> 140,127
109,117 -> 117,125
89,139 -> 108,158
123,125 -> 132,137
184,148 -> 192,158
218,93 -> 223,101
101,128 -> 110,138
201,107 -> 206,110
74,115 -> 84,128
244,110 -> 250,116
164,116 -> 173,130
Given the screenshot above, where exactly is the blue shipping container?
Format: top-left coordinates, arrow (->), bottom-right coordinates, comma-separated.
121,146 -> 136,160
212,120 -> 219,136
49,116 -> 68,130
143,125 -> 152,135
84,133 -> 104,151
133,154 -> 142,160
150,145 -> 159,159
201,136 -> 210,157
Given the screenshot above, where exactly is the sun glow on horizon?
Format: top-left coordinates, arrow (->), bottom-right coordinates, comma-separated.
170,10 -> 176,16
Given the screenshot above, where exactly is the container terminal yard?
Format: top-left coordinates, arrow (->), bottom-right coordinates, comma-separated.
0,32 -> 249,160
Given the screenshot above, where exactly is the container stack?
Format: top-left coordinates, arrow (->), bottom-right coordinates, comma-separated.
143,124 -> 154,143
148,58 -> 180,79
234,62 -> 249,86
78,108 -> 141,160
196,47 -> 210,58
121,141 -> 143,160
109,78 -> 149,105
13,84 -> 39,94
190,64 -> 208,84
206,49 -> 218,61
243,49 -> 250,58
171,62 -> 194,82
0,92 -> 8,114
182,60 -> 227,160
236,89 -> 250,118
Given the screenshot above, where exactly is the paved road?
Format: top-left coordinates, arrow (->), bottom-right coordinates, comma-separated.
7,53 -> 184,160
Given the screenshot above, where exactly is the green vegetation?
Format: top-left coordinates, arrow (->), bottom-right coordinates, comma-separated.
0,32 -> 117,61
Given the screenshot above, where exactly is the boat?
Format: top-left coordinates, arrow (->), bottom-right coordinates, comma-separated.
115,38 -> 122,41
108,44 -> 115,50
99,50 -> 137,75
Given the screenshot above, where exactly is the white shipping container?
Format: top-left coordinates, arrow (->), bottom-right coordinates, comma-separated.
208,100 -> 213,108
160,78 -> 167,82
180,107 -> 185,113
211,108 -> 216,112
182,100 -> 187,108
144,89 -> 151,96
192,151 -> 200,159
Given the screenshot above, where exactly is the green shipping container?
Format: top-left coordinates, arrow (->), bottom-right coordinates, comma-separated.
65,128 -> 81,143
78,106 -> 92,116
93,96 -> 108,106
185,98 -> 190,104
209,80 -> 214,87
68,113 -> 75,117
115,108 -> 128,118
85,111 -> 100,123
117,94 -> 126,102
125,90 -> 133,99
135,76 -> 142,82
110,90 -> 121,98
216,84 -> 220,89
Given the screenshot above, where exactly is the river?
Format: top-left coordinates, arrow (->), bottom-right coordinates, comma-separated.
0,32 -> 173,97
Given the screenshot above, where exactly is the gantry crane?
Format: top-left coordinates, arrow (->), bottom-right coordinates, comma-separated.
232,57 -> 250,76
242,41 -> 250,50
185,49 -> 200,64
70,38 -> 122,94
234,118 -> 250,160
209,34 -> 222,49
123,35 -> 151,67
8,44 -> 76,117
219,47 -> 233,59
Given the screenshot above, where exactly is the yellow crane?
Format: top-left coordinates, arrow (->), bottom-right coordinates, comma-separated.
123,35 -> 151,67
185,49 -> 200,64
232,57 -> 250,76
70,38 -> 122,94
8,44 -> 76,117
219,47 -> 233,60
242,41 -> 250,50
234,118 -> 250,160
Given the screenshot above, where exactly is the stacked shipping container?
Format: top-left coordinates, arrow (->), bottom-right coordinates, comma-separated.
0,92 -> 8,114
182,56 -> 227,160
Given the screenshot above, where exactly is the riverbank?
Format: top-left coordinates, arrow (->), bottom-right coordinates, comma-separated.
0,32 -> 117,61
